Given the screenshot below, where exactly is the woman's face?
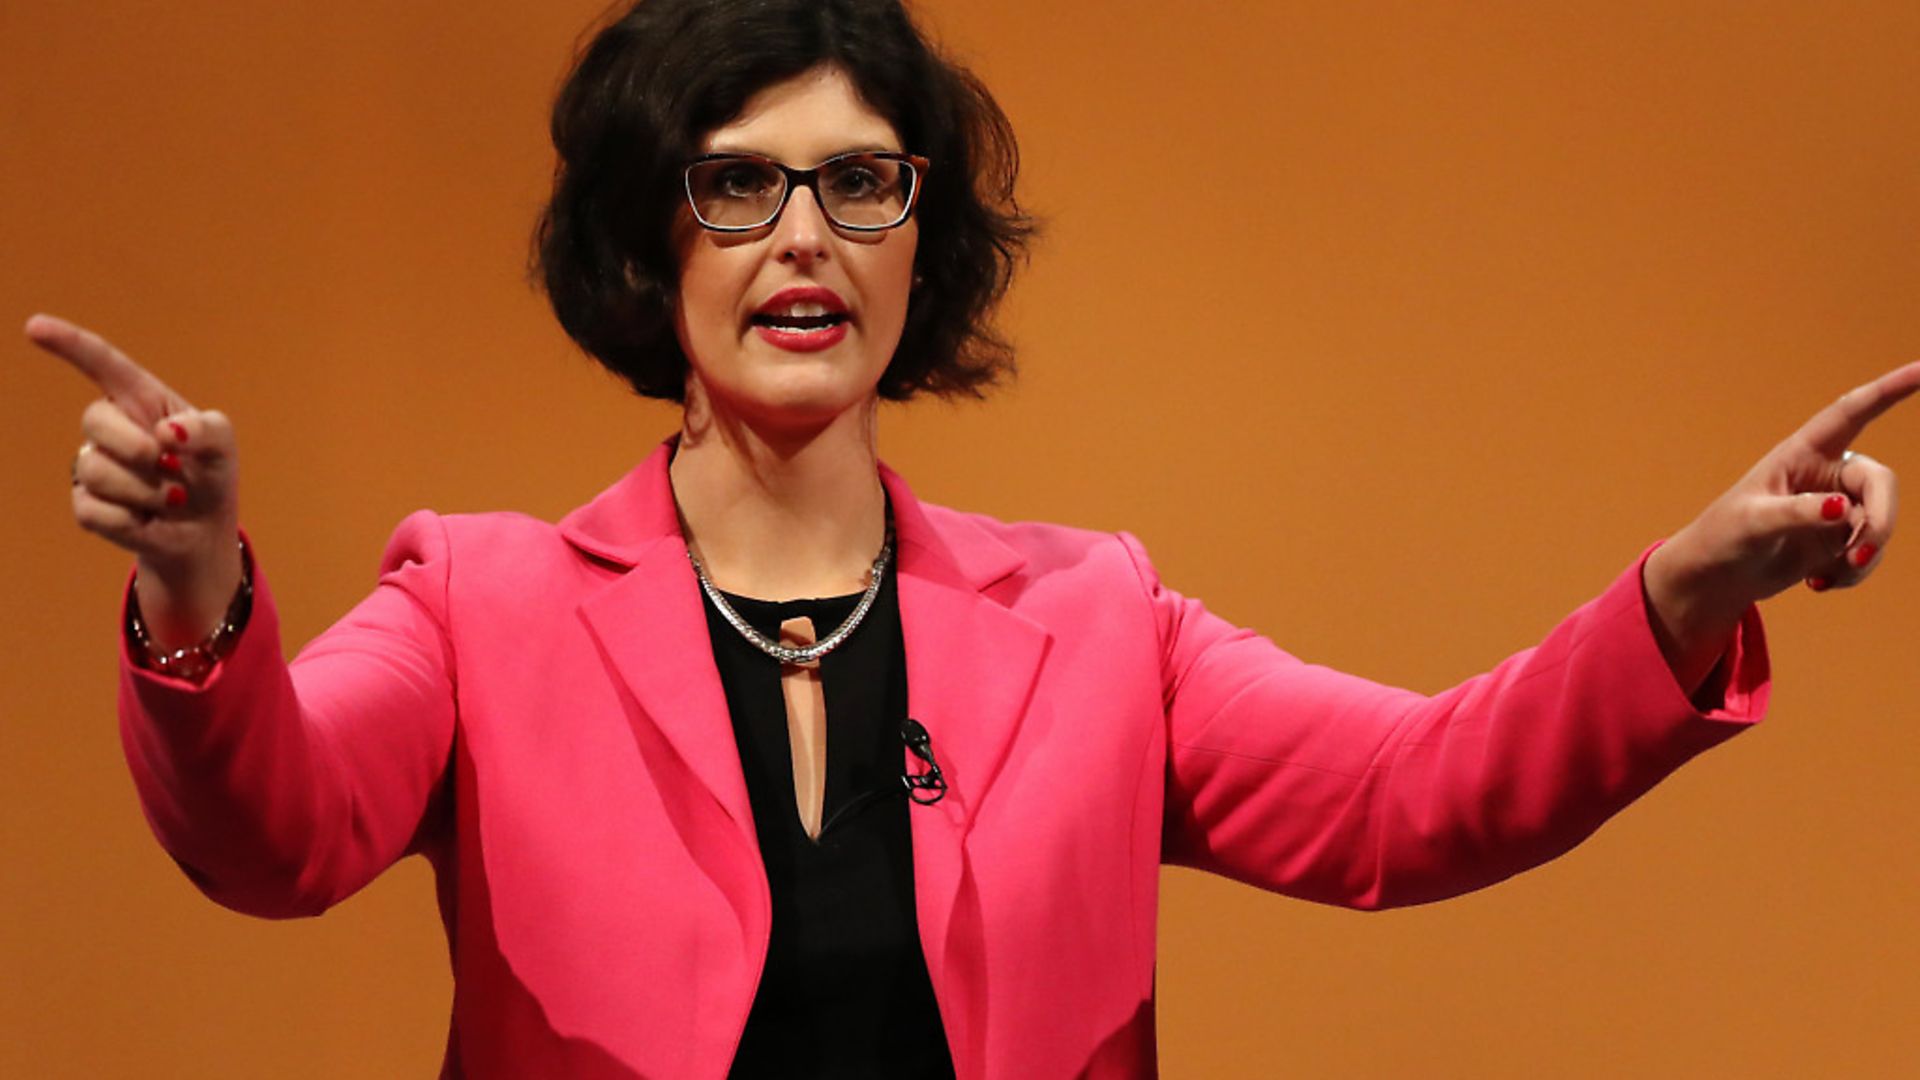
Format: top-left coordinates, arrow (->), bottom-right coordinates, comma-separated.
673,65 -> 919,433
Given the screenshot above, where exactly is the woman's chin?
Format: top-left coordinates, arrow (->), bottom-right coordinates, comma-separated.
714,371 -> 877,433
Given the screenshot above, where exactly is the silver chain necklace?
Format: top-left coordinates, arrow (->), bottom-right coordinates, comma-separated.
687,524 -> 894,665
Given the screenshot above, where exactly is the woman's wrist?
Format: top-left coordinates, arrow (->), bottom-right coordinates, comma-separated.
130,534 -> 251,677
1642,532 -> 1749,699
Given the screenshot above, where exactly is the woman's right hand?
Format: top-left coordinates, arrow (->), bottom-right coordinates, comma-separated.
26,314 -> 244,650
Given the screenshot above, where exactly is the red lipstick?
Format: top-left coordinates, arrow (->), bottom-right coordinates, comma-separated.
750,286 -> 851,352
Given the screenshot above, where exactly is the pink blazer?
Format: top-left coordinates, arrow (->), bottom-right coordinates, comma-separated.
118,441 -> 1769,1079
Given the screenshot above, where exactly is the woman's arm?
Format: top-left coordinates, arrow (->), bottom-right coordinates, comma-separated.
1142,361 -> 1916,909
117,514 -> 459,919
1132,533 -> 1763,910
28,314 -> 457,918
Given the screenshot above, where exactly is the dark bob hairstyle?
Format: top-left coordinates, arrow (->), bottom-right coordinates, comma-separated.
533,0 -> 1036,402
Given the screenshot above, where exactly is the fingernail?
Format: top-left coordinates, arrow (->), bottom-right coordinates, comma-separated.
164,484 -> 187,508
1853,543 -> 1877,568
168,421 -> 188,444
157,451 -> 181,474
1807,576 -> 1831,592
1821,495 -> 1847,521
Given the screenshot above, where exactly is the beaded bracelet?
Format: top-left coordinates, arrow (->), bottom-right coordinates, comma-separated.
125,540 -> 254,684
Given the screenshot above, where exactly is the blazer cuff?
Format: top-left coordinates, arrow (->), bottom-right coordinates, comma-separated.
118,531 -> 282,708
1618,540 -> 1769,727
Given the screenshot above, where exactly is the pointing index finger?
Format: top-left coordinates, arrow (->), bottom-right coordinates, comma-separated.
1794,359 -> 1920,456
24,314 -> 188,421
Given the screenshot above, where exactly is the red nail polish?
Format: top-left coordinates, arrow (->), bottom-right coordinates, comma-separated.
1821,495 -> 1847,521
1807,576 -> 1831,592
168,421 -> 188,444
164,485 -> 187,508
1854,543 -> 1877,567
157,451 -> 181,474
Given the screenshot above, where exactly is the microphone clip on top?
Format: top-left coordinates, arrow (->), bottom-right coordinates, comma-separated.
900,718 -> 947,805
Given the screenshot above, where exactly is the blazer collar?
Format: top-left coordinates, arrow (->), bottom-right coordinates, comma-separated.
552,439 -> 687,569
556,437 -> 1026,594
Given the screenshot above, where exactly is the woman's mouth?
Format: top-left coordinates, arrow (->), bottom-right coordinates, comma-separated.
751,318 -> 850,352
750,292 -> 851,352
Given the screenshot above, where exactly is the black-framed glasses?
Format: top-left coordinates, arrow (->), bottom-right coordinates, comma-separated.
684,151 -> 930,233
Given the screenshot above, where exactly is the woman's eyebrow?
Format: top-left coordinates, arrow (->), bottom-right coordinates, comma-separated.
702,143 -> 902,160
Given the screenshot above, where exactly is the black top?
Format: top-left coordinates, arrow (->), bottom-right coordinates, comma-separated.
701,560 -> 956,1079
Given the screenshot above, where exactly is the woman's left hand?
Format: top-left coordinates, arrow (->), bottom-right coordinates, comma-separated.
1643,359 -> 1920,695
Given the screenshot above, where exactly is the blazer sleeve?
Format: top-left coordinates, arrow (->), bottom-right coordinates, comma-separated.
1122,533 -> 1770,910
117,511 -> 458,919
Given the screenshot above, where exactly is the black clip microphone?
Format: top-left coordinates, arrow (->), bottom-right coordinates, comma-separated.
900,718 -> 947,805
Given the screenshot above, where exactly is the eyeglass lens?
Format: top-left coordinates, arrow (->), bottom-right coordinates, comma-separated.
687,155 -> 915,229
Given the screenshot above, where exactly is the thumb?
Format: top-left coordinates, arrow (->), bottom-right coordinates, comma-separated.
152,407 -> 240,521
155,408 -> 237,467
1750,490 -> 1859,546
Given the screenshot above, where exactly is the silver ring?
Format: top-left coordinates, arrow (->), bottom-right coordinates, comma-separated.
1835,449 -> 1863,495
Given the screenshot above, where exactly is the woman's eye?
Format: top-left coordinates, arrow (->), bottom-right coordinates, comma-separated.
715,165 -> 774,198
828,166 -> 884,199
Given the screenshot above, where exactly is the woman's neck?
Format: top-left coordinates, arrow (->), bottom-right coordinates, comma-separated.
668,386 -> 888,602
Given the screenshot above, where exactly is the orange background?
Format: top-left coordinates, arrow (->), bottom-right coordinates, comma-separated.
4,2 -> 1918,1076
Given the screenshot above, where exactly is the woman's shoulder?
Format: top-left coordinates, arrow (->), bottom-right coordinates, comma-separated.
373,508 -> 592,581
921,501 -> 1114,550
912,500 -> 1154,589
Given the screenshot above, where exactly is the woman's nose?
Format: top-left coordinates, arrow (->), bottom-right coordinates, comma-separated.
773,185 -> 831,265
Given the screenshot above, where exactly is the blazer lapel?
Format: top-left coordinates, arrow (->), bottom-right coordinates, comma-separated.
575,539 -> 759,838
882,466 -> 1052,1076
563,444 -> 758,842
883,465 -> 1051,825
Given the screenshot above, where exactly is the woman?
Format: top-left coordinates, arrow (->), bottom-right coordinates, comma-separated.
25,0 -> 1918,1077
